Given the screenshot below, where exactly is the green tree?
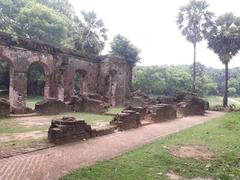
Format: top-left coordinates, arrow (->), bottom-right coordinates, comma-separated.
110,34 -> 140,90
177,0 -> 214,92
17,3 -> 70,45
206,13 -> 240,106
74,11 -> 107,55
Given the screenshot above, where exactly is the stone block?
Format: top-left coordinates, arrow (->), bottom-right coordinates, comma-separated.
35,98 -> 71,114
0,98 -> 10,117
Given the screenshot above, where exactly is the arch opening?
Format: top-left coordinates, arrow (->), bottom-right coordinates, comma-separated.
27,62 -> 50,109
0,59 -> 11,100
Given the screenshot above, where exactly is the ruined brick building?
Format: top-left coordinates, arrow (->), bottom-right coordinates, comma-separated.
0,32 -> 132,113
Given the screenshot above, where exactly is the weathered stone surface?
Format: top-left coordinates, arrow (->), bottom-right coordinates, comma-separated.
124,105 -> 147,120
48,117 -> 92,144
111,110 -> 141,131
176,93 -> 206,117
69,94 -> 109,113
147,104 -> 176,122
35,98 -> 71,114
83,98 -> 109,113
126,90 -> 157,107
0,98 -> 10,117
69,96 -> 84,112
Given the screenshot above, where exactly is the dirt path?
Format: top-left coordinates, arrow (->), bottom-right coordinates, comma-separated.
0,111 -> 225,180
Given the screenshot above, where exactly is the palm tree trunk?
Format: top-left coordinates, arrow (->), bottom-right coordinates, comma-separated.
192,42 -> 196,93
223,62 -> 228,107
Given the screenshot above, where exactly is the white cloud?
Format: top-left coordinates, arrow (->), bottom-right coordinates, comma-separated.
69,0 -> 240,69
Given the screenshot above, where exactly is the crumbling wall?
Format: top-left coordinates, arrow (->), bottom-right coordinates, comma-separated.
48,117 -> 93,144
0,32 -> 131,114
111,110 -> 141,131
99,56 -> 131,106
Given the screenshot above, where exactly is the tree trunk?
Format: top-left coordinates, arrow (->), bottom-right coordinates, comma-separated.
192,42 -> 196,93
223,62 -> 229,107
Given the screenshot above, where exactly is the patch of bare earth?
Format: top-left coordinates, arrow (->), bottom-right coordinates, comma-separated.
169,145 -> 214,160
166,172 -> 213,180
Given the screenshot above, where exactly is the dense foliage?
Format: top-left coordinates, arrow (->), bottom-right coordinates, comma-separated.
0,0 -> 107,55
133,63 -> 240,97
110,34 -> 140,66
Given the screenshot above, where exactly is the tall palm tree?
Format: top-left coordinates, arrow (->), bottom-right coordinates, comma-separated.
206,13 -> 240,107
177,0 -> 214,93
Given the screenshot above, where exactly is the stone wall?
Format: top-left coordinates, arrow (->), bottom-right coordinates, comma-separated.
0,32 -> 131,114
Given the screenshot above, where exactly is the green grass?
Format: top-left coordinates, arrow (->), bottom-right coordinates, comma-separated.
61,112 -> 240,180
26,96 -> 43,109
107,107 -> 124,114
0,118 -> 47,134
204,96 -> 240,109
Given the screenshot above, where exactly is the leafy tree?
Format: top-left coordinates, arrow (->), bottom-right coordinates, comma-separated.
74,11 -> 108,55
177,0 -> 214,92
110,34 -> 141,90
17,2 -> 70,45
110,34 -> 140,65
206,13 -> 240,106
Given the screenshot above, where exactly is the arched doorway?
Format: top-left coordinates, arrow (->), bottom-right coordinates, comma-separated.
27,62 -> 50,109
0,60 -> 10,99
74,69 -> 87,95
0,57 -> 14,105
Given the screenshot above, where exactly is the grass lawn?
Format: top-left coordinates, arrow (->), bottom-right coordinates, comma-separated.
107,106 -> 124,115
204,96 -> 240,109
0,112 -> 114,149
61,112 -> 240,180
26,96 -> 43,109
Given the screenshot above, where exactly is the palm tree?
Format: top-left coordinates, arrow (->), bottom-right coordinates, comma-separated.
177,0 -> 214,93
206,13 -> 240,107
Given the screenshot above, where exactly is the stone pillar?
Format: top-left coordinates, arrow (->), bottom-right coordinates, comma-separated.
44,75 -> 50,99
10,71 -> 27,114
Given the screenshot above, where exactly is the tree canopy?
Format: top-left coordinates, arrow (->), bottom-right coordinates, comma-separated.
206,13 -> 240,106
0,0 -> 107,55
177,0 -> 214,92
110,34 -> 140,66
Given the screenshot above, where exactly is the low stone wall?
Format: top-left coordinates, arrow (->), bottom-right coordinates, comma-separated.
0,98 -> 10,117
35,98 -> 71,114
124,106 -> 147,120
111,110 -> 141,131
69,94 -> 109,113
147,104 -> 176,122
176,94 -> 205,117
48,117 -> 93,144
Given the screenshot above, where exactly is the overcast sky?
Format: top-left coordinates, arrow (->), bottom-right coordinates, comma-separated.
69,0 -> 240,68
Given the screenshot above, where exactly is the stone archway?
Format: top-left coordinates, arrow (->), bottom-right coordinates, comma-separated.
0,55 -> 15,112
74,69 -> 87,95
27,62 -> 50,101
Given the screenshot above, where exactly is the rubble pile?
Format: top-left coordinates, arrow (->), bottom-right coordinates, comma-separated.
35,98 -> 71,114
48,117 -> 93,144
111,110 -> 141,131
147,104 -> 176,122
